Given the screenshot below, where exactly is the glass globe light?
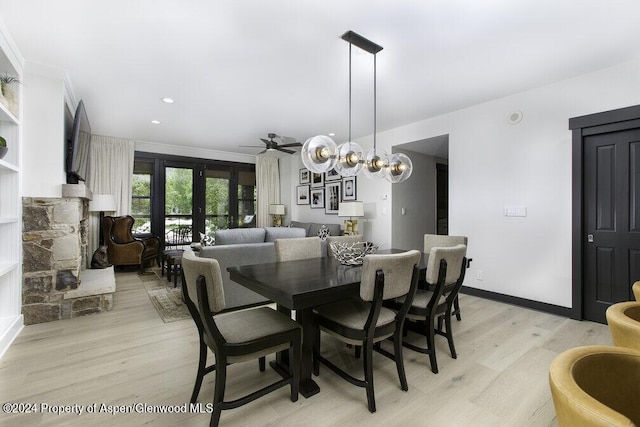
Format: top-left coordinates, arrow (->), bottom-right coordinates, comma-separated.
385,153 -> 413,183
334,142 -> 364,176
301,135 -> 338,173
363,148 -> 389,179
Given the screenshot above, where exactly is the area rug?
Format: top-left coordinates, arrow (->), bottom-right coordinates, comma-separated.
144,268 -> 190,323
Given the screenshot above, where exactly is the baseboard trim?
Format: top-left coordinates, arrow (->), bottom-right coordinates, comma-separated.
460,286 -> 573,318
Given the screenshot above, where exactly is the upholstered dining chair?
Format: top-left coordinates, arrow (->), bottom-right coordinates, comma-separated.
274,236 -> 322,261
312,250 -> 421,413
424,234 -> 468,321
181,250 -> 302,427
394,244 -> 467,374
606,301 -> 640,352
633,281 -> 640,301
549,345 -> 640,426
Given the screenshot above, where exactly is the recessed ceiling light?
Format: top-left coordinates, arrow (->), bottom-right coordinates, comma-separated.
328,133 -> 336,136
161,97 -> 174,104
151,120 -> 160,124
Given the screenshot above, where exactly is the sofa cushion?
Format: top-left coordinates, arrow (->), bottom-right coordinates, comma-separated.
264,227 -> 306,242
309,222 -> 341,238
289,221 -> 312,236
215,228 -> 266,245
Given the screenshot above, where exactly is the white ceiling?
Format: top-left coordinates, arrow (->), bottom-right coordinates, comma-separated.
1,0 -> 640,157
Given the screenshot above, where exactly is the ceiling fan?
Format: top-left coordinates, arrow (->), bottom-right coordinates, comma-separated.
241,133 -> 302,155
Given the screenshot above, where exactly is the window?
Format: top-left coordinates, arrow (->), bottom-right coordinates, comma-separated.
131,160 -> 153,233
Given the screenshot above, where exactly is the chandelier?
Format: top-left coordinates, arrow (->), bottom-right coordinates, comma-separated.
301,31 -> 413,184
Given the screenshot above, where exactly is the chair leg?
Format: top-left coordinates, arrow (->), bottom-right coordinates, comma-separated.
259,356 -> 265,372
453,295 -> 462,321
394,330 -> 408,391
426,316 -> 438,374
444,312 -> 457,359
210,362 -> 226,427
363,340 -> 376,413
190,340 -> 208,404
290,334 -> 301,402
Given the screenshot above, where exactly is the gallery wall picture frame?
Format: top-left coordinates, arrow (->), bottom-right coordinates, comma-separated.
325,182 -> 341,214
325,168 -> 341,182
296,185 -> 310,205
299,168 -> 310,184
311,172 -> 324,188
310,188 -> 325,209
342,176 -> 357,201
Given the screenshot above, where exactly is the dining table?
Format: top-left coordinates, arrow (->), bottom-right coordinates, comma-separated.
227,249 -> 428,398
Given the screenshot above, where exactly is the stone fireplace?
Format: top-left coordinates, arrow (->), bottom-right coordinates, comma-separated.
21,185 -> 115,325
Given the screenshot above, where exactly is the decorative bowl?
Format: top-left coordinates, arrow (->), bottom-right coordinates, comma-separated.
330,241 -> 379,266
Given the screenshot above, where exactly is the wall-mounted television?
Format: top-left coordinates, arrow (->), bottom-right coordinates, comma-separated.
66,99 -> 91,184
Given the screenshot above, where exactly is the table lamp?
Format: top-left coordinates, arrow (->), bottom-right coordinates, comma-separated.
268,204 -> 285,227
338,201 -> 364,235
89,194 -> 117,244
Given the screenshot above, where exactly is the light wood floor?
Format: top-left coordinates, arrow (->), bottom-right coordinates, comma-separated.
0,271 -> 612,426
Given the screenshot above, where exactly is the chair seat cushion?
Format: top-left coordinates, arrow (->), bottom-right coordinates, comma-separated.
214,307 -> 301,345
314,299 -> 396,330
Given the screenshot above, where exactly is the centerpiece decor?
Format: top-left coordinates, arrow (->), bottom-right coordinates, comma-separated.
330,241 -> 379,266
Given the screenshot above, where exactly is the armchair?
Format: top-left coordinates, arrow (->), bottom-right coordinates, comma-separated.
102,215 -> 160,273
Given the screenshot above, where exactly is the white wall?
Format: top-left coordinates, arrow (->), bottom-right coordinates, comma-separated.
22,62 -> 69,197
351,59 -> 640,308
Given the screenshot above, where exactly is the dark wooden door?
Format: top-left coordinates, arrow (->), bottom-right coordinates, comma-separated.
583,128 -> 640,323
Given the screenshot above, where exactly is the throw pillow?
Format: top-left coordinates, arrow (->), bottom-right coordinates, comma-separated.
199,232 -> 215,246
317,224 -> 330,241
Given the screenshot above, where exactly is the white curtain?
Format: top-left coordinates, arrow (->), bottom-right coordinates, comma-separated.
86,135 -> 135,263
256,156 -> 280,228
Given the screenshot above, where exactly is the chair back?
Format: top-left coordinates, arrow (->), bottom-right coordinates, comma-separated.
549,345 -> 640,426
633,281 -> 640,301
274,237 -> 322,262
424,234 -> 467,254
606,301 -> 640,352
182,250 -> 226,314
326,235 -> 363,258
103,215 -> 135,244
360,250 -> 421,301
425,244 -> 467,286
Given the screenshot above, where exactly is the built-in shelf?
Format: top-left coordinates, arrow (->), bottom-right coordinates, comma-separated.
0,158 -> 18,172
0,261 -> 18,277
0,101 -> 18,125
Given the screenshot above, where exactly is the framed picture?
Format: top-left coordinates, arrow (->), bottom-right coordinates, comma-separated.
296,185 -> 310,205
325,168 -> 341,182
310,188 -> 325,208
325,182 -> 341,214
299,168 -> 310,184
342,176 -> 357,201
311,172 -> 324,188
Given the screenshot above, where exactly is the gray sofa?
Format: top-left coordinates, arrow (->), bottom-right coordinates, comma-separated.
196,227 -> 306,310
289,221 -> 342,238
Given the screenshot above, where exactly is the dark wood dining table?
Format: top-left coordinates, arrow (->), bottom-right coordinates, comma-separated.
227,249 -> 427,398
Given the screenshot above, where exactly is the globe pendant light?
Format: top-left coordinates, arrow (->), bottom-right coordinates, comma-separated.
301,134 -> 338,173
385,152 -> 413,183
335,42 -> 364,177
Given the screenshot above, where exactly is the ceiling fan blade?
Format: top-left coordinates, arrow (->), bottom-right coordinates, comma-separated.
259,138 -> 271,145
277,147 -> 296,154
256,149 -> 267,155
238,145 -> 264,148
278,142 -> 302,147
279,136 -> 297,145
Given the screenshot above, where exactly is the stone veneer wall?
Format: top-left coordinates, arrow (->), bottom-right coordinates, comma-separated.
21,197 -> 107,325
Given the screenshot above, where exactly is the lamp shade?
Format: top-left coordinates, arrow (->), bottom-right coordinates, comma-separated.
268,204 -> 285,215
338,201 -> 364,217
89,194 -> 117,212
